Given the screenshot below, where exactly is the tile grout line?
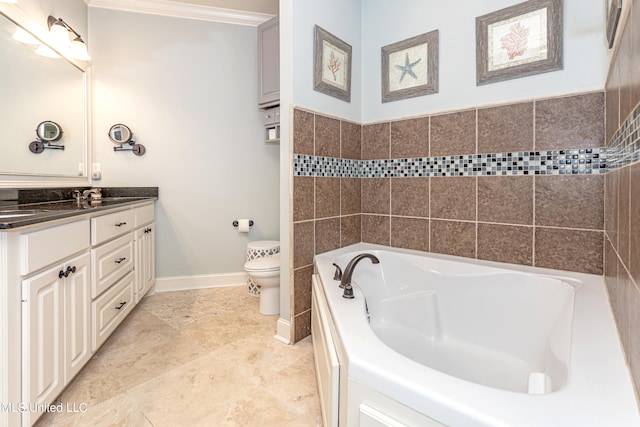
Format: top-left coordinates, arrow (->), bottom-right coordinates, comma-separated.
428,116 -> 431,253
532,100 -> 537,267
388,121 -> 392,245
475,109 -> 479,260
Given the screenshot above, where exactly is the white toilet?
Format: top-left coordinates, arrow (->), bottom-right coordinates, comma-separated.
244,252 -> 280,315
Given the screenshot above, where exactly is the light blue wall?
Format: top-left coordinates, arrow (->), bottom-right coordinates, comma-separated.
291,0 -> 362,122
89,8 -> 280,277
361,0 -> 609,122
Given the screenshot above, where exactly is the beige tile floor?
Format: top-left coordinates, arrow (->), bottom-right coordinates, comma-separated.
35,286 -> 323,427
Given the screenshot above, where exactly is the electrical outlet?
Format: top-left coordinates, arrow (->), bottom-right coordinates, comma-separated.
91,163 -> 102,180
78,163 -> 85,176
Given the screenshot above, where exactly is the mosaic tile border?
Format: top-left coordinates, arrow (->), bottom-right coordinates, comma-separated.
607,102 -> 640,170
293,148 -> 608,178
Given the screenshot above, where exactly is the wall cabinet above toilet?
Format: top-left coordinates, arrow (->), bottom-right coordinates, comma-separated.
258,15 -> 279,108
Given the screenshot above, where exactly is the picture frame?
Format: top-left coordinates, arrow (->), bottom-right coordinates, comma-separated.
476,0 -> 563,86
381,30 -> 439,103
606,0 -> 622,49
313,25 -> 352,102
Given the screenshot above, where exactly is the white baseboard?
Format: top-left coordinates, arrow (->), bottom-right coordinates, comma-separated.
274,318 -> 291,344
155,272 -> 247,293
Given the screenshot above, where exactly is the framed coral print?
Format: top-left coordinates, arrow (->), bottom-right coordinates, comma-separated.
381,30 -> 439,103
476,0 -> 563,85
314,25 -> 352,102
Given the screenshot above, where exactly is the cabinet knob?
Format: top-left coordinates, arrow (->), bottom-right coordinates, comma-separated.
115,257 -> 126,264
59,265 -> 77,278
115,301 -> 127,310
115,222 -> 127,227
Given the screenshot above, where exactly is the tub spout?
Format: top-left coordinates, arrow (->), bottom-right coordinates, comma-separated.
340,253 -> 380,298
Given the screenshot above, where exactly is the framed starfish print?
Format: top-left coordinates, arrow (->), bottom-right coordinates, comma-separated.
381,30 -> 439,103
314,25 -> 352,102
476,0 -> 563,86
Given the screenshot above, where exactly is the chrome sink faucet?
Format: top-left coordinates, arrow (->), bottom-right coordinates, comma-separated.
82,188 -> 102,200
340,253 -> 380,299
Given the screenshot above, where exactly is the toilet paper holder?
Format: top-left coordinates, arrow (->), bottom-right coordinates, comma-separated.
232,220 -> 254,228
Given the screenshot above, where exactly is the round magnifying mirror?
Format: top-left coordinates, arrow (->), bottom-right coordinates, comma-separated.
108,124 -> 133,145
36,121 -> 62,142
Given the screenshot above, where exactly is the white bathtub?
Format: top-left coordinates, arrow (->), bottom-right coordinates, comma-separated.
312,243 -> 640,427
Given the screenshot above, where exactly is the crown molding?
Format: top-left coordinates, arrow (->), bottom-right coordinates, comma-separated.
86,0 -> 274,26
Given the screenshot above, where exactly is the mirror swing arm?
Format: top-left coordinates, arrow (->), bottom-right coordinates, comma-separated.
28,120 -> 64,154
108,124 -> 146,156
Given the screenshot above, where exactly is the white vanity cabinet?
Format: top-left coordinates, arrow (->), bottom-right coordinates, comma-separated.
89,203 -> 154,351
134,204 -> 155,304
20,220 -> 91,427
0,199 -> 156,427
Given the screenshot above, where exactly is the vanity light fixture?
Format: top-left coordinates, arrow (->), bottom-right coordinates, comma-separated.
46,16 -> 91,61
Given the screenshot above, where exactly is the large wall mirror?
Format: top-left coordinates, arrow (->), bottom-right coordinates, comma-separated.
0,9 -> 86,179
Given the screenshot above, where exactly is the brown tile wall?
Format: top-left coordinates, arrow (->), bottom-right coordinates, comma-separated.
292,90 -> 606,342
361,92 -> 604,276
291,109 -> 362,342
604,0 -> 640,400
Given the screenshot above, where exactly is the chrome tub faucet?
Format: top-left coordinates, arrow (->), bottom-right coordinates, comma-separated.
339,253 -> 380,299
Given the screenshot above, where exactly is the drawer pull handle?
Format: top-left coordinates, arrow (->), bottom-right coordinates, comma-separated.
115,301 -> 127,310
115,222 -> 127,227
145,227 -> 152,233
58,269 -> 65,279
115,257 -> 127,264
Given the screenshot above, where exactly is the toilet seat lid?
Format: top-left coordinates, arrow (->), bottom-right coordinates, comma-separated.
244,253 -> 280,272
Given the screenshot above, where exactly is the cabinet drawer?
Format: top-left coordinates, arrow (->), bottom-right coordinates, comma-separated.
263,106 -> 280,125
20,219 -> 89,276
92,271 -> 134,351
135,203 -> 154,227
91,233 -> 133,298
91,209 -> 135,245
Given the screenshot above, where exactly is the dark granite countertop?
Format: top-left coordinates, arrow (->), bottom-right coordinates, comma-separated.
0,187 -> 158,230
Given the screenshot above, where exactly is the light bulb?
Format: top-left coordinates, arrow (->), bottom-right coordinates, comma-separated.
49,20 -> 70,48
12,27 -> 39,45
35,44 -> 60,58
70,38 -> 91,61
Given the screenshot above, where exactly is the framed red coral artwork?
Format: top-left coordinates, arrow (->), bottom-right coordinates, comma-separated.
313,25 -> 352,102
476,0 -> 563,86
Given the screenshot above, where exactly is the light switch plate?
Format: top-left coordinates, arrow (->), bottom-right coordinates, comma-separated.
91,163 -> 102,180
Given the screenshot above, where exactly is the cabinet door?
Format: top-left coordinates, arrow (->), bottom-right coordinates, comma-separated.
258,16 -> 279,107
64,252 -> 91,383
134,223 -> 156,303
22,265 -> 65,426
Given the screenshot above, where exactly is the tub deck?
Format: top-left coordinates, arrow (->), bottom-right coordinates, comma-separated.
313,243 -> 640,427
